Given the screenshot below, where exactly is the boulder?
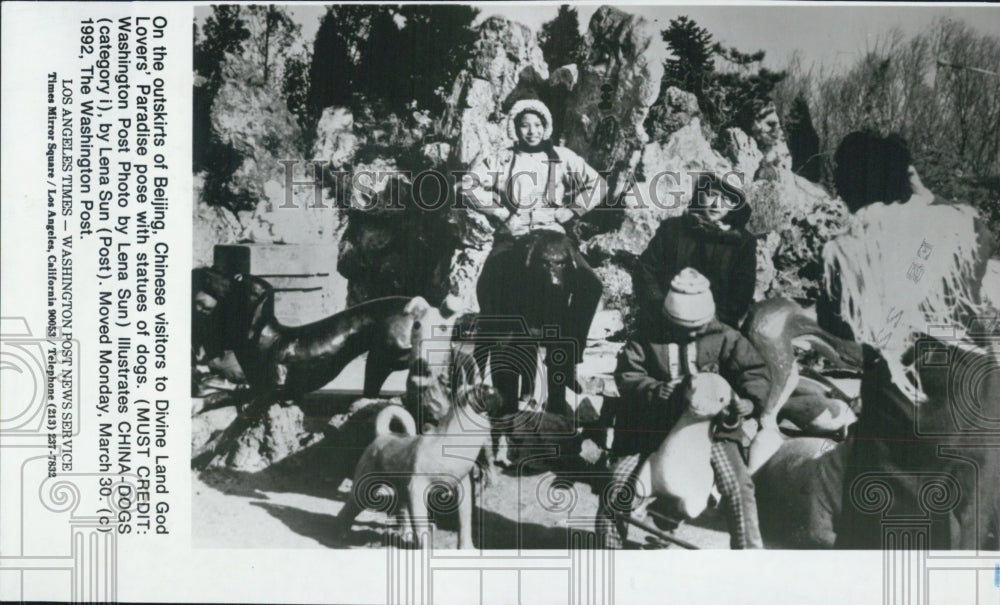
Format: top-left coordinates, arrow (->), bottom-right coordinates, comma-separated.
549,64 -> 579,92
421,142 -> 452,169
562,6 -> 664,192
313,106 -> 358,169
591,263 -> 635,331
193,174 -> 243,268
241,178 -> 341,245
751,105 -> 793,181
721,127 -> 763,185
635,118 -> 732,212
753,231 -> 781,300
645,86 -> 702,142
442,16 -> 548,166
210,403 -> 323,472
209,69 -> 305,205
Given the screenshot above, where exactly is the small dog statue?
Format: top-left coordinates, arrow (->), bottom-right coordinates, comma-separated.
334,384 -> 504,549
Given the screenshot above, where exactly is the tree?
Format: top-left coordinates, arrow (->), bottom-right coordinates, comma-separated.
243,5 -> 300,86
785,93 -> 822,182
661,16 -> 717,101
538,5 -> 586,69
784,18 -> 1000,249
282,42 -> 314,150
308,5 -> 479,117
376,5 -> 480,112
193,5 -> 309,209
656,16 -> 785,133
193,6 -> 250,173
308,6 -> 387,115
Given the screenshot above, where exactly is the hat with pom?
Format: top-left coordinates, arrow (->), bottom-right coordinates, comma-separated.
663,267 -> 716,327
507,99 -> 554,143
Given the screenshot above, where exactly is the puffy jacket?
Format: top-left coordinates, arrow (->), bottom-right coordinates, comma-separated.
461,144 -> 605,237
612,318 -> 771,456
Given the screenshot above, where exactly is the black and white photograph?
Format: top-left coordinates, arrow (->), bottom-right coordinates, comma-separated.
4,1 -> 1000,603
188,3 -> 1000,555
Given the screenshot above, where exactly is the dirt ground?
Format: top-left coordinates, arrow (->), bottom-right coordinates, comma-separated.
192,453 -> 731,550
192,356 -> 858,550
192,365 -> 732,550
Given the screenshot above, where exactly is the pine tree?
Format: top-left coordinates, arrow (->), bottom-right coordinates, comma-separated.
661,16 -> 717,100
538,5 -> 585,69
309,5 -> 479,116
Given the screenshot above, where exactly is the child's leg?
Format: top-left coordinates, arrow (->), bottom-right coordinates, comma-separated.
595,453 -> 645,548
711,440 -> 764,549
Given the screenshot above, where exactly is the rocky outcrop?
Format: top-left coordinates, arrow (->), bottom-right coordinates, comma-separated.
442,16 -> 548,166
193,5 -> 861,472
645,86 -> 702,142
313,107 -> 358,170
193,175 -> 243,268
767,198 -> 849,300
562,6 -> 663,190
196,62 -> 344,268
751,104 -> 793,181
330,16 -> 553,311
209,68 -> 305,204
721,127 -> 763,184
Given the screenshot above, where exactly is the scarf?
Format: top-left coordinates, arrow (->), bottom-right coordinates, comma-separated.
503,140 -> 561,212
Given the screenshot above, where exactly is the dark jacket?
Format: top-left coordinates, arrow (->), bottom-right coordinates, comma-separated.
835,339 -> 1000,550
612,318 -> 771,456
635,212 -> 757,332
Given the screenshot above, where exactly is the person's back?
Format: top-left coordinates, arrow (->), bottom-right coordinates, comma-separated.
823,131 -> 1000,550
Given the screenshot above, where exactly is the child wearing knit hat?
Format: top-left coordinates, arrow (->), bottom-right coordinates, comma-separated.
596,267 -> 770,549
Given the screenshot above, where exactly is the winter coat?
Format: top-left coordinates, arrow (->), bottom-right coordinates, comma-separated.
635,212 -> 757,332
462,144 -> 605,237
612,318 -> 771,457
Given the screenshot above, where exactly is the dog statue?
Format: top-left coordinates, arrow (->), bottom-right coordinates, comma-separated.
629,373 -> 734,521
192,267 -> 430,408
334,384 -> 504,549
741,297 -> 862,472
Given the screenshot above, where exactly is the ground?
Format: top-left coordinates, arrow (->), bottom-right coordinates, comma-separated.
192,345 -> 857,550
192,451 -> 731,550
192,352 -> 733,550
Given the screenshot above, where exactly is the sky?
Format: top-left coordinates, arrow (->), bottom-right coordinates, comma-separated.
255,3 -> 1000,74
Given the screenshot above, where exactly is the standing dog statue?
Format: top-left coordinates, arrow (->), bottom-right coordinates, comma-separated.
334,384 -> 504,549
192,267 -> 427,407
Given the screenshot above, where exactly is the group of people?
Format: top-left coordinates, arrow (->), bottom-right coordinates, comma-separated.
463,99 -> 999,549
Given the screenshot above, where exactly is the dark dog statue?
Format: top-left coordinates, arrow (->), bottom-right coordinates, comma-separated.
474,230 -> 603,464
192,267 -> 424,408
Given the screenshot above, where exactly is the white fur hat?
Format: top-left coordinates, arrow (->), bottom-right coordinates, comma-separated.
663,267 -> 716,328
507,99 -> 554,142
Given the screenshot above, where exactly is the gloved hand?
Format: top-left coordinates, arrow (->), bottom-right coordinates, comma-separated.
729,395 -> 755,417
